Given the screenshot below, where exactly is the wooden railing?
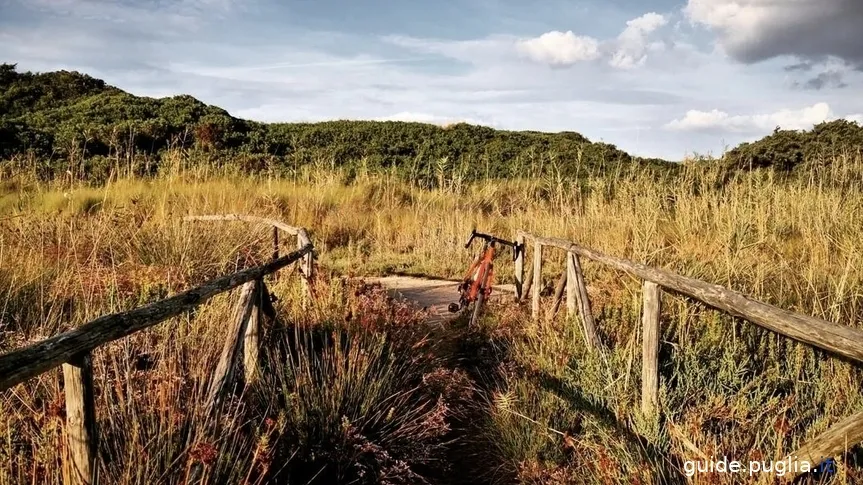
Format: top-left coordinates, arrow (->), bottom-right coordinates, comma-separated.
3,219 -> 859,482
514,231 -> 863,480
0,216 -> 315,485
182,214 -> 314,306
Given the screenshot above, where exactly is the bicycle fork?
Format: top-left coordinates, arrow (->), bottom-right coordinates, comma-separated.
449,257 -> 494,313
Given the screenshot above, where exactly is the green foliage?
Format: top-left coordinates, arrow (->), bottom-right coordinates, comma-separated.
726,120 -> 863,172
7,63 -> 863,185
0,63 -> 115,118
0,64 -> 675,183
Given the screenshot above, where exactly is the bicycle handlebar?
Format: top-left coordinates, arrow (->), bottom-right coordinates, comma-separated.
464,229 -> 523,260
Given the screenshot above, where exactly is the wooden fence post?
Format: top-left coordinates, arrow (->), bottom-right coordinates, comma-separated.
296,229 -> 313,309
520,262 -> 534,304
63,352 -> 97,485
549,268 -> 568,319
532,243 -> 542,319
567,252 -> 599,351
514,233 -> 525,301
641,281 -> 661,418
206,280 -> 258,412
566,254 -> 577,317
243,281 -> 263,385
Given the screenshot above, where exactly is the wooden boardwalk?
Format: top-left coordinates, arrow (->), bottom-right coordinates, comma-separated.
366,276 -> 516,324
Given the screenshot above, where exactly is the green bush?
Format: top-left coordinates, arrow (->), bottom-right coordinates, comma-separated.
726,120 -> 863,172
0,64 -> 675,183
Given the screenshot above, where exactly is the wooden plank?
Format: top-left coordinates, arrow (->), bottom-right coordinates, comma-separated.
206,280 -> 258,411
514,233 -> 525,301
243,281 -> 262,386
518,232 -> 863,364
641,281 -> 661,417
785,410 -> 863,479
182,214 -> 302,236
0,244 -> 313,391
570,252 -> 599,351
549,267 -> 568,318
63,352 -> 97,485
532,243 -> 542,320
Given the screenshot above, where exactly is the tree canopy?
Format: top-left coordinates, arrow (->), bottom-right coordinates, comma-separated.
2,63 -> 861,182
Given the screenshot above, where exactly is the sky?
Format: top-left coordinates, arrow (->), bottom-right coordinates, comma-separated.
1,0 -> 862,161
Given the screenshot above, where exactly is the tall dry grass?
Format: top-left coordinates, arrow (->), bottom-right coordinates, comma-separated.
1,150 -> 862,483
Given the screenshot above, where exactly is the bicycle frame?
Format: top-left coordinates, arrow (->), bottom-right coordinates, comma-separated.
450,230 -> 522,316
459,239 -> 496,305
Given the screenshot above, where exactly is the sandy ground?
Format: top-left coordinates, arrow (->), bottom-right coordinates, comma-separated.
364,276 -> 516,324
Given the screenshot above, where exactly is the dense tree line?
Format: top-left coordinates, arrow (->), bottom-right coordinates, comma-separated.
725,120 -> 863,171
3,63 -> 862,183
0,64 -> 676,182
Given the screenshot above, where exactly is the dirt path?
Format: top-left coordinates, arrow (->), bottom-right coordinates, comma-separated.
365,276 -> 516,324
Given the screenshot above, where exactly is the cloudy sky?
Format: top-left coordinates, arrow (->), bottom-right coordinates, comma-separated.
1,0 -> 862,160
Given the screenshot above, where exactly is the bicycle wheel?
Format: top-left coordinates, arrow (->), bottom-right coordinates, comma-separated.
470,288 -> 485,327
469,264 -> 489,327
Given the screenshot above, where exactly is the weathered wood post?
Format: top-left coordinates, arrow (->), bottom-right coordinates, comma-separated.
549,268 -> 568,319
520,263 -> 534,304
63,352 -> 97,485
566,252 -> 599,351
296,228 -> 313,309
243,282 -> 262,385
641,280 -> 661,417
514,233 -> 525,301
272,226 -> 279,261
532,242 -> 542,319
566,254 -> 577,317
206,280 -> 258,412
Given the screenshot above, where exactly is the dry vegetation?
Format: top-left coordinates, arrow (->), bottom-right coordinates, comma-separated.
1,149 -> 863,484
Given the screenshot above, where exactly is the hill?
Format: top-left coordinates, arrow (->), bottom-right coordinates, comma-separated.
3,63 -> 863,183
0,63 -> 676,182
3,64 -> 863,484
724,121 -> 863,171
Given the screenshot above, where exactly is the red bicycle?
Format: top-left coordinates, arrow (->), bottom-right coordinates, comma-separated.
448,229 -> 522,326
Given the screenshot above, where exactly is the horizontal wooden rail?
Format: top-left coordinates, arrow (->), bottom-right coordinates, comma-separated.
0,244 -> 313,391
786,410 -> 863,479
182,214 -> 303,236
518,232 -> 863,365
183,214 -> 315,306
519,230 -> 863,477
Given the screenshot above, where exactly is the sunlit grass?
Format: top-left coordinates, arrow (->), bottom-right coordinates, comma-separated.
1,151 -> 862,483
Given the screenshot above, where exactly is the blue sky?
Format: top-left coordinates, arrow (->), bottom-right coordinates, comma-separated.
1,0 -> 862,160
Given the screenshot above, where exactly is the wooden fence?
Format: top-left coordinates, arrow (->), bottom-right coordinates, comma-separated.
513,231 -> 863,480
0,216 -> 315,485
3,218 -> 860,482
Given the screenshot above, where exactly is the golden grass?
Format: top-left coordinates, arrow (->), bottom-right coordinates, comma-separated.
1,153 -> 862,483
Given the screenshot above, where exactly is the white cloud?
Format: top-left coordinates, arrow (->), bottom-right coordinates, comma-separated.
663,102 -> 863,133
610,12 -> 668,69
5,0 -> 863,161
517,13 -> 669,69
515,31 -> 601,66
